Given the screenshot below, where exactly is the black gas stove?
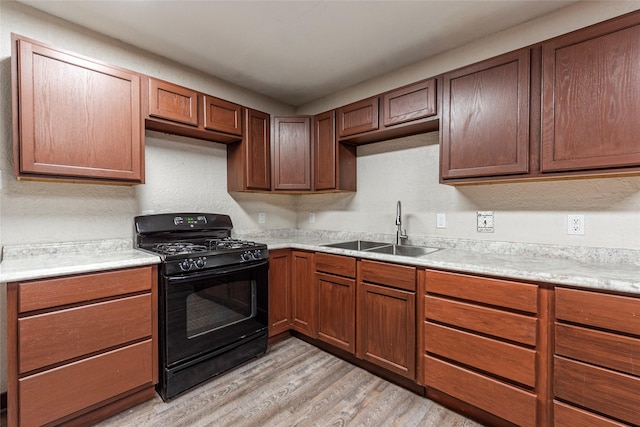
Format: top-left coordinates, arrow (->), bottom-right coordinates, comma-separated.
135,213 -> 268,275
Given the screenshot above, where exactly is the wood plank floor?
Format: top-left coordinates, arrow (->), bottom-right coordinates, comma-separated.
96,338 -> 482,427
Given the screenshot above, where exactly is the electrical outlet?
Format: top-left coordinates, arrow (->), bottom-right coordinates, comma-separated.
258,212 -> 266,224
309,212 -> 316,223
141,209 -> 155,215
436,213 -> 446,229
567,214 -> 585,235
477,211 -> 494,233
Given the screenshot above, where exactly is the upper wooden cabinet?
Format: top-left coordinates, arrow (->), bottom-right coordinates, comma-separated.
227,108 -> 271,191
336,78 -> 440,145
314,111 -> 357,192
145,77 -> 243,144
12,34 -> 144,184
440,49 -> 531,181
541,12 -> 640,174
273,116 -> 312,191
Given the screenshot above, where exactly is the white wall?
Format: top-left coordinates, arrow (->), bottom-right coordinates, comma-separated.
295,1 -> 640,251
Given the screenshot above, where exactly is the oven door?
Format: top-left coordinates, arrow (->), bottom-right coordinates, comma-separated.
162,259 -> 268,367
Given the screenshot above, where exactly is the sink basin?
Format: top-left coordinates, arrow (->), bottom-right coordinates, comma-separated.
366,244 -> 441,257
321,240 -> 389,251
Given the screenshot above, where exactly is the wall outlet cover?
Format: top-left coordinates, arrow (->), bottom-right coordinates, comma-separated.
309,212 -> 316,223
436,213 -> 446,228
477,211 -> 494,233
567,214 -> 585,235
258,212 -> 266,224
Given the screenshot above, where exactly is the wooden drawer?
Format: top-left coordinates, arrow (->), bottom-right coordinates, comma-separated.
19,294 -> 152,373
554,356 -> 640,425
337,96 -> 379,137
315,252 -> 356,278
203,95 -> 242,135
556,323 -> 640,376
554,401 -> 628,427
18,267 -> 152,313
424,355 -> 537,427
148,78 -> 198,126
425,322 -> 536,387
424,270 -> 538,314
382,78 -> 436,127
360,260 -> 416,291
19,340 -> 153,427
556,287 -> 640,337
425,295 -> 537,346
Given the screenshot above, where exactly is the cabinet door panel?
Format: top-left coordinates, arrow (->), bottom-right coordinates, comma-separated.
16,38 -> 142,182
148,78 -> 198,126
268,250 -> 291,337
554,401 -> 627,427
337,97 -> 379,137
203,95 -> 242,135
542,16 -> 640,172
314,111 -> 336,190
441,49 -> 530,179
317,273 -> 355,353
273,116 -> 311,190
382,79 -> 436,127
245,109 -> 271,190
291,252 -> 316,336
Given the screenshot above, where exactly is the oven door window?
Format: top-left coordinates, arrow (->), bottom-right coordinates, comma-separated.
186,280 -> 256,338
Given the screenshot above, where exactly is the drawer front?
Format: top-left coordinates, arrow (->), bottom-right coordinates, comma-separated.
554,356 -> 640,425
19,294 -> 152,373
556,287 -> 640,337
554,401 -> 628,427
315,252 -> 356,278
425,295 -> 537,346
360,260 -> 416,291
425,322 -> 536,387
18,267 -> 153,312
556,323 -> 640,376
19,340 -> 153,427
424,355 -> 537,427
425,270 -> 538,314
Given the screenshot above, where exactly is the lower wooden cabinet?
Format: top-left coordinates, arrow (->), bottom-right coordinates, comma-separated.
268,249 -> 292,337
554,287 -> 640,426
419,269 -> 544,427
357,260 -> 416,379
290,251 -> 316,336
7,265 -> 158,427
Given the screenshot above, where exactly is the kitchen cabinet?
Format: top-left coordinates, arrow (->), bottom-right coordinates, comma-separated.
419,269 -> 546,427
554,287 -> 640,426
268,249 -> 292,337
6,266 -> 158,427
314,110 -> 357,192
357,260 -> 416,379
315,253 -> 356,353
145,77 -> 243,144
227,108 -> 272,191
440,48 -> 531,181
337,78 -> 440,145
11,34 -> 144,184
541,12 -> 640,175
290,251 -> 316,337
273,116 -> 312,191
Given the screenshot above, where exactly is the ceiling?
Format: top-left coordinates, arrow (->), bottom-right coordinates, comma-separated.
18,0 -> 579,106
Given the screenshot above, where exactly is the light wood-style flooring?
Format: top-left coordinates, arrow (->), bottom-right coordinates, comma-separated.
96,338 -> 481,427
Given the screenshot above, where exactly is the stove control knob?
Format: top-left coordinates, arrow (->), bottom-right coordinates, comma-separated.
241,252 -> 252,262
194,257 -> 206,269
179,259 -> 192,271
252,250 -> 262,260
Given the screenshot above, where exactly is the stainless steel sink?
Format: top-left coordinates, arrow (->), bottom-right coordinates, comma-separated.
366,244 -> 440,257
321,240 -> 440,257
321,240 -> 390,251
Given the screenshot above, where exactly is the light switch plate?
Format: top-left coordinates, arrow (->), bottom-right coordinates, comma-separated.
477,211 -> 494,233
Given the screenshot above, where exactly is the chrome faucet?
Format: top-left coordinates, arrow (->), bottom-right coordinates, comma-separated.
395,200 -> 408,245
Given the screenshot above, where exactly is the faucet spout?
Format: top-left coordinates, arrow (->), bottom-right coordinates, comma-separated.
395,201 -> 408,245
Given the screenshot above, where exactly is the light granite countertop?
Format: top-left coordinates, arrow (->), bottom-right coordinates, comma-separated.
1,234 -> 638,296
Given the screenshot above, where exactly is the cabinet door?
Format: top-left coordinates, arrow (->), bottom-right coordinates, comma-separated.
273,116 -> 311,191
337,97 -> 379,137
357,282 -> 415,379
203,95 -> 242,135
14,37 -> 143,182
441,49 -> 530,179
148,78 -> 198,126
316,272 -> 355,353
268,250 -> 291,337
290,251 -> 316,337
314,111 -> 337,191
382,78 -> 436,127
245,108 -> 271,190
541,14 -> 640,172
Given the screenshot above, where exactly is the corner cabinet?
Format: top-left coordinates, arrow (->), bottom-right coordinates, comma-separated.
12,34 -> 144,184
7,266 -> 158,427
227,108 -> 272,191
440,48 -> 531,181
541,12 -> 640,174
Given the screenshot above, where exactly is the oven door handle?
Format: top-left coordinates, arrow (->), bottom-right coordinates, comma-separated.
166,259 -> 268,282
